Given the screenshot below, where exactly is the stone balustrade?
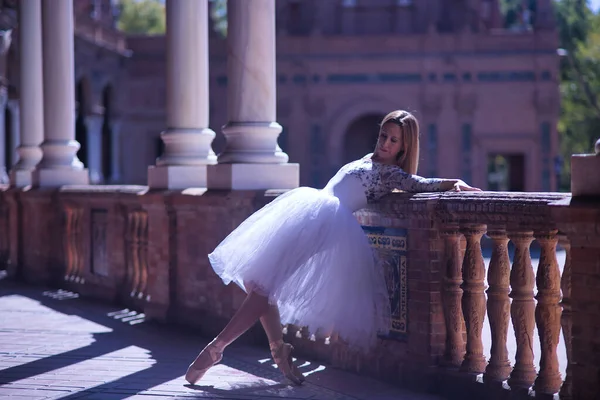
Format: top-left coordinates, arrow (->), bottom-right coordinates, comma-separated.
1,187 -> 598,399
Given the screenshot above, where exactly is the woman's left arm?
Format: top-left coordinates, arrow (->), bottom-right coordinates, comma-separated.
439,179 -> 482,192
383,168 -> 481,193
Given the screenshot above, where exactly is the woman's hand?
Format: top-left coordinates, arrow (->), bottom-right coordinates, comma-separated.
451,180 -> 482,192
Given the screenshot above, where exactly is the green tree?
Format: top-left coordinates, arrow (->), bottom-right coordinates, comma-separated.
210,0 -> 227,38
117,0 -> 166,35
555,1 -> 600,191
501,0 -> 537,29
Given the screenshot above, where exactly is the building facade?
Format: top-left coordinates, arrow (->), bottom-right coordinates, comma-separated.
121,0 -> 561,191
1,0 -> 560,192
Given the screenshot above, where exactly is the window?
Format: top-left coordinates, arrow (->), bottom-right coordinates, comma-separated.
461,124 -> 472,183
427,124 -> 437,177
90,0 -> 101,20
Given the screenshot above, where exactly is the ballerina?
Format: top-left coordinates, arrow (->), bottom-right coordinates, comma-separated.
185,109 -> 481,385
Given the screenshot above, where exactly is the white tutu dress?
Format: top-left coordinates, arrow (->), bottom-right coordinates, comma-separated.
208,156 -> 444,350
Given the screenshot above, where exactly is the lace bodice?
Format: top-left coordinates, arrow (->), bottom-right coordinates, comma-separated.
323,157 -> 445,212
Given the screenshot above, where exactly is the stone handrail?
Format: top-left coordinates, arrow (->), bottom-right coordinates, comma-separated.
358,191 -> 572,397
435,192 -> 569,397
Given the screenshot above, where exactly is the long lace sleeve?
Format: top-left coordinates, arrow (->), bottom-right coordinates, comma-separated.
381,166 -> 445,193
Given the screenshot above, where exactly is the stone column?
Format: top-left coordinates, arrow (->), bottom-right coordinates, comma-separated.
0,86 -> 8,183
110,118 -> 122,183
147,0 -> 216,189
34,0 -> 88,187
208,0 -> 299,190
85,112 -> 104,184
11,0 -> 43,187
7,100 -> 20,170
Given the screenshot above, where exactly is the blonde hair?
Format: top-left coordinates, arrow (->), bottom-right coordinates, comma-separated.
379,110 -> 420,175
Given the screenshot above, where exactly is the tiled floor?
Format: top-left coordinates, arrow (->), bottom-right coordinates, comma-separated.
0,279 -> 444,400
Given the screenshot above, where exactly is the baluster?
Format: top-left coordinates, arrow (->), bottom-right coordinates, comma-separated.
137,211 -> 149,298
441,225 -> 466,367
0,204 -> 9,266
484,228 -> 512,382
74,208 -> 84,281
534,230 -> 562,394
459,224 -> 488,374
130,211 -> 141,297
64,207 -> 75,279
558,235 -> 572,399
125,212 -> 132,285
507,231 -> 537,390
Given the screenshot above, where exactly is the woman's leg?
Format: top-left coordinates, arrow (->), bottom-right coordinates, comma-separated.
260,304 -> 305,384
259,304 -> 283,344
185,290 -> 269,384
213,290 -> 270,347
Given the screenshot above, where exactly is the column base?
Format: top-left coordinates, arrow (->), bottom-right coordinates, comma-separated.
571,154 -> 600,196
207,163 -> 299,190
147,165 -> 209,189
33,168 -> 89,187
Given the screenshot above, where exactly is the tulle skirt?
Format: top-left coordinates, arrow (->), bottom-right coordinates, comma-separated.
208,187 -> 391,350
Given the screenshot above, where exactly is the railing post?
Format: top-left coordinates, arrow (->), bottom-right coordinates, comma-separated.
459,224 -> 488,374
534,229 -> 563,395
484,228 -> 512,382
558,234 -> 573,399
441,224 -> 466,367
507,230 -> 537,390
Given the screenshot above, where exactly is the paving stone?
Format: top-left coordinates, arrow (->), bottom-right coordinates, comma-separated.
0,281 -> 445,400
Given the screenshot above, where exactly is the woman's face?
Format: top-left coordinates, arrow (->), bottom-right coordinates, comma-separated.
374,122 -> 403,163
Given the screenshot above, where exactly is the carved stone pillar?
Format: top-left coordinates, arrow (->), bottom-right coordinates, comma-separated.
441,225 -> 466,367
147,0 -> 217,189
85,113 -> 104,184
7,100 -> 20,170
459,224 -> 488,374
208,0 -> 299,190
11,0 -> 43,187
442,226 -> 465,367
64,206 -> 83,283
534,230 -> 563,394
507,231 -> 537,390
484,228 -> 512,382
558,234 -> 572,399
35,0 -> 89,186
0,86 -> 8,183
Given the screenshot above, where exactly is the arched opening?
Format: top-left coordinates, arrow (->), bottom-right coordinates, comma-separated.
101,85 -> 112,182
341,113 -> 384,166
75,79 -> 88,166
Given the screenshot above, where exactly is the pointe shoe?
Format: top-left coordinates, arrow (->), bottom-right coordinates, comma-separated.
185,342 -> 223,385
270,340 -> 305,385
